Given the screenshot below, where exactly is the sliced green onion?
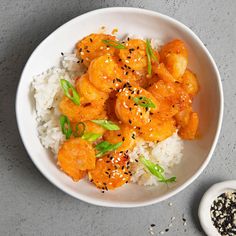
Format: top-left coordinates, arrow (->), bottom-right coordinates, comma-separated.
60,115 -> 72,139
146,39 -> 158,61
91,119 -> 120,131
132,96 -> 156,108
73,122 -> 85,137
95,141 -> 123,157
81,132 -> 102,142
140,155 -> 176,184
102,39 -> 126,49
146,45 -> 152,76
146,39 -> 158,76
60,79 -> 80,105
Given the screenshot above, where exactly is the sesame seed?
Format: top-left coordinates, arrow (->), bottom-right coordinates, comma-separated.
61,52 -> 64,56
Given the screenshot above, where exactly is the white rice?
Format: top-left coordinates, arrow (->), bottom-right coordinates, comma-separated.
31,53 -> 85,154
31,36 -> 183,186
129,133 -> 183,186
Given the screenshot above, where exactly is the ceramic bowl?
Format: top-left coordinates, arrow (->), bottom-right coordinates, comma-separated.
16,7 -> 223,207
199,181 -> 236,235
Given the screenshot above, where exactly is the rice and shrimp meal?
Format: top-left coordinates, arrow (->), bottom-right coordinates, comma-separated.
32,31 -> 199,190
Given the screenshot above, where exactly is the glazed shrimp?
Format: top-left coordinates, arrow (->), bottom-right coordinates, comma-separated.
76,73 -> 109,102
178,112 -> 199,140
181,69 -> 199,96
115,84 -> 159,127
148,80 -> 191,120
58,138 -> 96,181
88,153 -> 130,190
76,33 -> 117,66
88,55 -> 124,93
59,96 -> 107,122
103,124 -> 137,152
138,116 -> 176,142
119,39 -> 148,72
160,39 -> 188,79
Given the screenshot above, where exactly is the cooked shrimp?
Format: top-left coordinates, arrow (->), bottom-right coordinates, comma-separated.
76,33 -> 117,66
175,107 -> 192,127
160,39 -> 188,79
115,84 -> 159,127
178,112 -> 199,140
153,63 -> 176,83
148,80 -> 191,120
181,69 -> 199,96
88,153 -> 130,190
76,73 -> 108,102
59,96 -> 107,122
139,116 -> 176,142
104,124 -> 137,152
119,39 -> 148,72
58,138 -> 96,180
88,55 -> 124,93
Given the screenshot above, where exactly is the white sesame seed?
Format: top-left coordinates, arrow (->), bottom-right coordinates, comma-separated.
80,51 -> 84,55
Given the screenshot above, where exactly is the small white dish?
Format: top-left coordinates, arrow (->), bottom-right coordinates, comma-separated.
198,180 -> 236,236
16,7 -> 224,207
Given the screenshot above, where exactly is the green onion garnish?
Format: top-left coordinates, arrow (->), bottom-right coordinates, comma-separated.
73,122 -> 86,137
60,79 -> 80,105
146,39 -> 158,76
102,39 -> 127,49
91,120 -> 120,131
132,96 -> 156,108
95,141 -> 123,157
140,155 -> 176,184
81,132 -> 102,142
60,115 -> 72,139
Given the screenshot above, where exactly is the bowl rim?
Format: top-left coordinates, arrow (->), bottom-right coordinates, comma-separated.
15,7 -> 224,208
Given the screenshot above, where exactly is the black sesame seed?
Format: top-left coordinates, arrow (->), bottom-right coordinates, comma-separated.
127,56 -> 131,59
128,95 -> 131,99
86,50 -> 90,53
165,229 -> 169,232
122,137 -> 125,141
150,224 -> 156,227
61,52 -> 64,56
117,134 -> 121,137
81,59 -> 84,63
125,71 -> 129,75
128,119 -> 132,124
79,48 -> 82,52
89,38 -> 93,42
118,59 -> 122,62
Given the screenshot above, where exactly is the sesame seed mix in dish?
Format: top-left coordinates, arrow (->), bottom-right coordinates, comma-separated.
32,31 -> 199,190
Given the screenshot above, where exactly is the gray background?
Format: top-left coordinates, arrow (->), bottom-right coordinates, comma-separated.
0,0 -> 235,235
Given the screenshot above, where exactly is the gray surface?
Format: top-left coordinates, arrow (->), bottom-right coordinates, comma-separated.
0,0 -> 235,235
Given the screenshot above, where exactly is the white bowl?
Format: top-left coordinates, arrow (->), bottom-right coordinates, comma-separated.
16,7 -> 223,207
198,181 -> 236,236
